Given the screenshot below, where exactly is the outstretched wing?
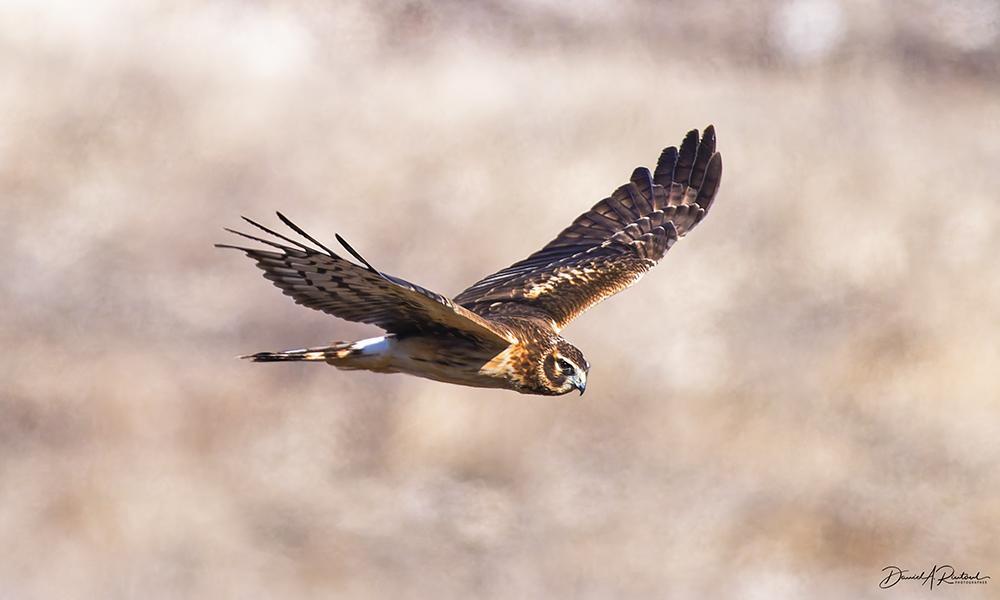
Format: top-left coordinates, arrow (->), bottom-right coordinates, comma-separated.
218,213 -> 513,346
454,126 -> 722,331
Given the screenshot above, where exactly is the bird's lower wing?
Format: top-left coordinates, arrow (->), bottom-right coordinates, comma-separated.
454,126 -> 722,331
218,213 -> 513,347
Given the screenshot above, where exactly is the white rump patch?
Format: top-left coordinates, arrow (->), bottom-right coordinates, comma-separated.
352,336 -> 390,355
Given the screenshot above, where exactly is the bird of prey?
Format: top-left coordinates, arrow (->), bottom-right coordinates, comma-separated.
218,127 -> 722,395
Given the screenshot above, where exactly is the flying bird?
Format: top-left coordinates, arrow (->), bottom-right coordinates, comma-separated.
218,127 -> 722,395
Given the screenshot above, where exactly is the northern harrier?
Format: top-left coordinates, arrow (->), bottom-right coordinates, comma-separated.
218,127 -> 722,395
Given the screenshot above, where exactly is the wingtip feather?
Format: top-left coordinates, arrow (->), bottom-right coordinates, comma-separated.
335,233 -> 379,272
276,211 -> 339,257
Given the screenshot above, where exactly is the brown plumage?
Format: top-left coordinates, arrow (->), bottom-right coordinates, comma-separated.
218,126 -> 723,395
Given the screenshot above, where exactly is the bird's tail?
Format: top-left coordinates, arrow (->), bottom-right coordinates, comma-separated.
241,342 -> 355,363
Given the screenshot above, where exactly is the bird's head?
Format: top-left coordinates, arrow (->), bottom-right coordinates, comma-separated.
538,338 -> 590,396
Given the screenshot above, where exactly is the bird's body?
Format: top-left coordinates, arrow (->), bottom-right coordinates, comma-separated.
219,127 -> 722,395
247,317 -> 585,395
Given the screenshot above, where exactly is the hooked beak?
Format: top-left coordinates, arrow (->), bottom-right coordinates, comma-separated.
574,373 -> 587,396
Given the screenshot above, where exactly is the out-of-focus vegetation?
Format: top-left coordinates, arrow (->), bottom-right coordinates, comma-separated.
2,1 -> 999,598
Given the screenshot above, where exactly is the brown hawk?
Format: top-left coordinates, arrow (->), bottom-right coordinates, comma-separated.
218,127 -> 722,395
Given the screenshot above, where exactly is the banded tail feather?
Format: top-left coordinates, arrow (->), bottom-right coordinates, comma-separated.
241,342 -> 355,363
240,336 -> 393,368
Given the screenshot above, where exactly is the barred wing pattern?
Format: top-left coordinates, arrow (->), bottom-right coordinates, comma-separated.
217,213 -> 512,346
455,126 -> 722,330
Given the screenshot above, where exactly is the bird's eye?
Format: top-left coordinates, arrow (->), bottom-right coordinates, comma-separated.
556,358 -> 574,374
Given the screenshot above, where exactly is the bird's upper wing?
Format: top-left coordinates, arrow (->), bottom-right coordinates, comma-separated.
218,213 -> 513,346
454,126 -> 722,331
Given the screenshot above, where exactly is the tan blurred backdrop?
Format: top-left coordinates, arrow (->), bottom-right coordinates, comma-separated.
2,1 -> 1000,598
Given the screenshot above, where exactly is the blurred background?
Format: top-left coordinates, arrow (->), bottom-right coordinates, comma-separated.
2,0 -> 999,598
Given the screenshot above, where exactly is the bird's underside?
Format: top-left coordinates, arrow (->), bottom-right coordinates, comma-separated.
218,126 -> 723,395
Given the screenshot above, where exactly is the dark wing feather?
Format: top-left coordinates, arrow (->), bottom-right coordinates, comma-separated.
454,126 -> 722,331
218,214 -> 512,346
